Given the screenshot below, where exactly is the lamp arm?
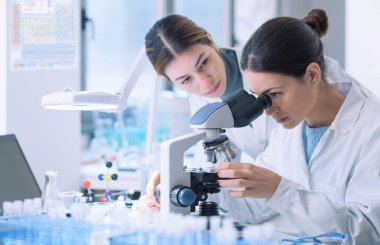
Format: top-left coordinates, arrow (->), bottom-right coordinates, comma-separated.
117,47 -> 148,112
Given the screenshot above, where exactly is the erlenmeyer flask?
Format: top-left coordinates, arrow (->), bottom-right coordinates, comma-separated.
41,171 -> 60,213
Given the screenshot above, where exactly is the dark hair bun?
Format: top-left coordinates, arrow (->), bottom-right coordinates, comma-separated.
303,9 -> 328,38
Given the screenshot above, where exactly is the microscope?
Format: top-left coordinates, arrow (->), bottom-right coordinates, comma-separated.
159,89 -> 271,216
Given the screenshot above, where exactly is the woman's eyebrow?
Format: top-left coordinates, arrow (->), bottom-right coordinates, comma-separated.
174,52 -> 206,81
174,74 -> 189,82
250,87 -> 281,96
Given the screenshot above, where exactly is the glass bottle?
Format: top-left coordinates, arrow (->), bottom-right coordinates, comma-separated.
41,171 -> 60,213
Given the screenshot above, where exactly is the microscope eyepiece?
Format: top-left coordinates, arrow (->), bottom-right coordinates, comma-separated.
257,93 -> 272,109
223,89 -> 272,127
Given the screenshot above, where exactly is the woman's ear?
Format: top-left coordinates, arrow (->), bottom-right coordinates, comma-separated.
207,32 -> 219,51
207,32 -> 214,43
305,62 -> 321,87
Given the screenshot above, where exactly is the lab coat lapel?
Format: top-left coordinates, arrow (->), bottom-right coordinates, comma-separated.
290,124 -> 310,189
307,128 -> 329,168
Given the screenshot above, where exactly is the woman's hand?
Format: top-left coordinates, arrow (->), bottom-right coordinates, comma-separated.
146,170 -> 160,197
216,162 -> 281,200
137,170 -> 160,213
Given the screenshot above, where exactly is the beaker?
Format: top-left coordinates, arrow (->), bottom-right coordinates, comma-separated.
41,171 -> 60,213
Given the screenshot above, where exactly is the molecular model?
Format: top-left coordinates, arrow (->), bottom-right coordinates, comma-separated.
82,160 -> 118,202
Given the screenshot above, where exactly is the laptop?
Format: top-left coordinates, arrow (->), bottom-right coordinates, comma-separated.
0,134 -> 42,215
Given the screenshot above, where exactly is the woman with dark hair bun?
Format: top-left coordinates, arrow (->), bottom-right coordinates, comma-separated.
217,9 -> 380,243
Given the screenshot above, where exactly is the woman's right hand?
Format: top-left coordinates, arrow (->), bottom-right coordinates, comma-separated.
137,170 -> 161,213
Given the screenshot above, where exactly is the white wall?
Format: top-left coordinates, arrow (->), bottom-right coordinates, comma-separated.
346,0 -> 380,96
0,0 -> 6,133
0,0 -> 81,192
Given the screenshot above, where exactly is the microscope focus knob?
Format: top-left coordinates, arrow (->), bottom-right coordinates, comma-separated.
170,185 -> 196,207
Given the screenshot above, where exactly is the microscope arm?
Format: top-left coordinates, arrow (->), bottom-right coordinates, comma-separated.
160,130 -> 206,215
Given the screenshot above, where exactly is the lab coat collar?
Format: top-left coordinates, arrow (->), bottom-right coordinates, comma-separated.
330,82 -> 365,134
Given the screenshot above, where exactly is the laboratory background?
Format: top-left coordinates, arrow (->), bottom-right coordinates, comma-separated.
0,0 -> 380,244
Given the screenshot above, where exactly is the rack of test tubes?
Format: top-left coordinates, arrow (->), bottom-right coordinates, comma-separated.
1,197 -> 275,245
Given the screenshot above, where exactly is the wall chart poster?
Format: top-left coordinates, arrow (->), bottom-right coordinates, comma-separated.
10,0 -> 78,70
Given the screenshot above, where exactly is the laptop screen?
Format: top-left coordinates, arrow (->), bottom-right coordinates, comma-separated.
0,134 -> 41,214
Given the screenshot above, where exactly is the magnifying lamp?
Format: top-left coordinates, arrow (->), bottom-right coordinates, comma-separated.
41,89 -> 120,111
41,48 -> 148,113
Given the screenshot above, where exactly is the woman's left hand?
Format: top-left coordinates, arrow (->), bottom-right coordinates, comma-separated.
216,162 -> 282,200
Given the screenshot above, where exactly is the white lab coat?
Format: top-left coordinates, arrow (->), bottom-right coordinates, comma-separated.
256,80 -> 380,244
190,52 -> 380,243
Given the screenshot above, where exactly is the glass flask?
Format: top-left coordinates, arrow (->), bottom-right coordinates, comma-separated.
41,171 -> 60,213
